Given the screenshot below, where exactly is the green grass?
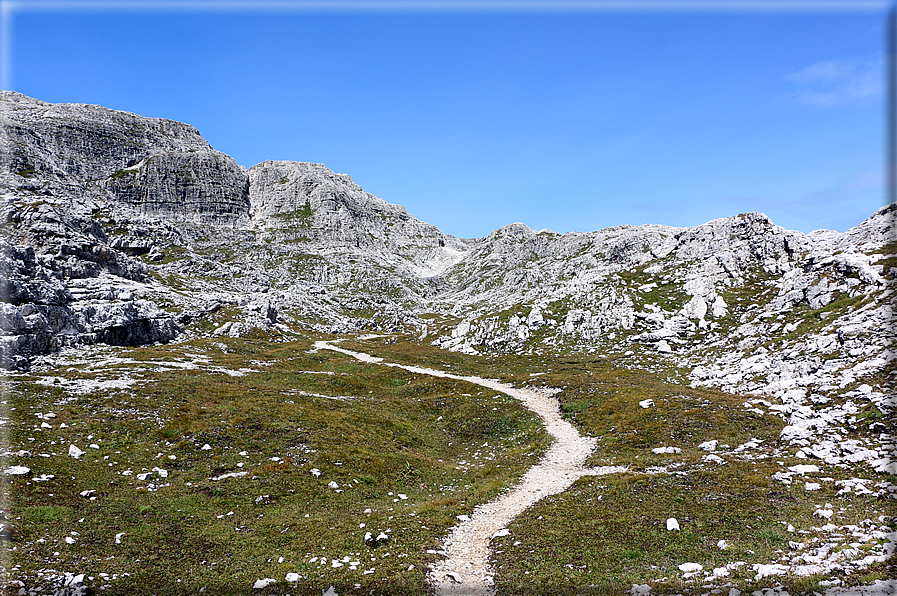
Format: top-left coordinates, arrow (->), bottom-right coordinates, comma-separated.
5,335 -> 549,595
492,460 -> 893,594
337,336 -> 895,593
871,241 -> 897,256
144,243 -> 189,265
5,334 -> 892,595
272,201 -> 313,222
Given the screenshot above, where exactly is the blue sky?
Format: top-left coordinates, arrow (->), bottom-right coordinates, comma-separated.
3,1 -> 891,238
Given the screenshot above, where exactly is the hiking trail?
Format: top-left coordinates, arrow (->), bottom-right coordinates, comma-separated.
314,339 -> 626,596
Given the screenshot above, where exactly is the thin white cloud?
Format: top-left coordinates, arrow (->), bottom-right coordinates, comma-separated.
785,59 -> 858,84
783,57 -> 882,107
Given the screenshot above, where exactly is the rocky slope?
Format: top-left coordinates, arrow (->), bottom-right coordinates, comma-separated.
424,204 -> 895,480
0,92 -> 470,368
1,92 -> 894,446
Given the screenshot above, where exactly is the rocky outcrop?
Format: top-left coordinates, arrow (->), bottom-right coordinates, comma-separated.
104,151 -> 250,225
2,91 -> 210,183
0,92 -> 242,367
2,91 -> 250,226
0,237 -> 180,369
249,160 -> 466,265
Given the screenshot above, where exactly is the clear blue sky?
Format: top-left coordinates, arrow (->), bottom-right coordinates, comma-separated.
3,1 -> 891,238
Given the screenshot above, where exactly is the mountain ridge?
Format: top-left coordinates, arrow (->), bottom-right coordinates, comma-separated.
1,90 -> 893,410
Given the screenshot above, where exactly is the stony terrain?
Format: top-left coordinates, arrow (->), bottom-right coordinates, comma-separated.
1,92 -> 894,594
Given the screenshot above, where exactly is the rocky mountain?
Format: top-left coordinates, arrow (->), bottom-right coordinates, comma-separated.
4,91 -> 897,596
0,91 -> 469,369
2,91 -> 894,440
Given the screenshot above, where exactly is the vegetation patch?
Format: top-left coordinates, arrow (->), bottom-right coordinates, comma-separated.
6,335 -> 548,595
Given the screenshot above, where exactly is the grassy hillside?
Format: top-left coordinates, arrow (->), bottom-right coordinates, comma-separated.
4,333 -> 893,594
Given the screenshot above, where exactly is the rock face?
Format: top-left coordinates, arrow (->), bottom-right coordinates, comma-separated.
0,92 -> 236,366
248,160 -> 467,273
0,236 -> 181,369
3,92 -> 209,181
105,151 -> 250,225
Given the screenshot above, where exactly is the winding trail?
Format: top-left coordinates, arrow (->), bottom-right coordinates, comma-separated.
313,339 -> 626,596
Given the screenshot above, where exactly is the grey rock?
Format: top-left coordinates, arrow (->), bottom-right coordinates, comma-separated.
2,91 -> 211,183
104,150 -> 250,225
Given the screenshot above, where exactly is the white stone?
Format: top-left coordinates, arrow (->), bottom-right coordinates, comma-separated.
681,295 -> 707,320
753,563 -> 788,581
652,446 -> 681,454
64,574 -> 85,586
698,440 -> 718,451
788,464 -> 819,474
212,471 -> 247,481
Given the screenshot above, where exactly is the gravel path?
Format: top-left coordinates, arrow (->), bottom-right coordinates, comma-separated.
314,340 -> 627,596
